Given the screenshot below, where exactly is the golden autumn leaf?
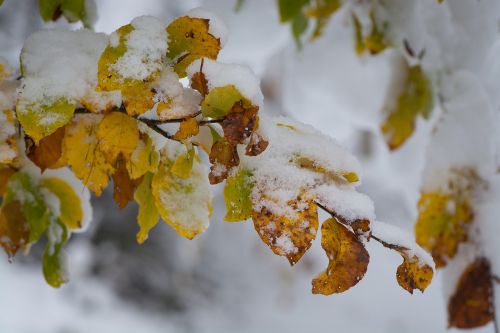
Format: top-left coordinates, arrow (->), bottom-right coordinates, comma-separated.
63,114 -> 114,196
190,70 -> 208,97
166,16 -> 221,77
134,172 -> 159,244
171,146 -> 195,179
305,0 -> 341,39
26,126 -> 65,172
96,112 -> 140,165
112,156 -> 141,209
121,82 -> 156,116
174,117 -> 199,141
381,64 -> 432,150
252,195 -> 318,265
415,191 -> 472,268
448,258 -> 493,329
40,177 -> 83,230
312,217 -> 369,295
363,12 -> 388,55
0,201 -> 30,258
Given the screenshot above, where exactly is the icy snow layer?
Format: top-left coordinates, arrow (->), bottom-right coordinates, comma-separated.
109,16 -> 168,81
187,58 -> 263,107
241,116 -> 374,222
18,29 -> 111,107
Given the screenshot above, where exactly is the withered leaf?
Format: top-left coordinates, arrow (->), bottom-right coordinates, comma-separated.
312,217 -> 369,295
112,156 -> 141,209
222,102 -> 259,146
26,126 -> 65,172
0,201 -> 30,258
208,139 -> 239,184
448,258 -> 493,329
252,195 -> 318,265
245,132 -> 269,156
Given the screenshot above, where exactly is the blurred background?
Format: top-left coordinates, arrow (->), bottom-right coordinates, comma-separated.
0,0 -> 495,332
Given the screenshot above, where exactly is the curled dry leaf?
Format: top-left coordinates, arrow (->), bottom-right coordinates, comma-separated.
0,201 -> 30,257
448,258 -> 493,329
208,138 -> 239,184
222,102 -> 259,146
252,195 -> 318,265
312,217 -> 369,295
245,132 -> 269,156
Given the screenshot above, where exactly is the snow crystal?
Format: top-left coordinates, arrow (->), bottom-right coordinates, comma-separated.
275,233 -> 298,255
187,58 -> 263,107
187,7 -> 229,47
110,16 -> 168,81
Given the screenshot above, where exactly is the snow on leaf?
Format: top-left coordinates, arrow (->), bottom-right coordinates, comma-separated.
26,126 -> 65,172
40,177 -> 83,230
96,112 -> 140,165
447,258 -> 493,329
151,144 -> 212,239
42,220 -> 69,288
208,138 -> 239,184
223,168 -> 254,222
62,114 -> 114,196
415,169 -> 476,268
17,98 -> 76,143
312,217 -> 369,295
171,146 -> 195,179
252,194 -> 318,265
0,109 -> 18,164
371,221 -> 434,294
166,16 -> 221,77
381,63 -> 433,150
134,172 -> 159,244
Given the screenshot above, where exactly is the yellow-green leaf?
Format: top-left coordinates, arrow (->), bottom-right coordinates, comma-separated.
40,177 -> 83,230
201,85 -> 245,118
134,172 -> 159,244
224,168 -> 254,222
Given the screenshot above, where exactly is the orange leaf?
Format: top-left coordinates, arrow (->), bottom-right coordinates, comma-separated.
26,126 -> 65,172
112,156 -> 142,209
0,201 -> 30,258
174,117 -> 200,141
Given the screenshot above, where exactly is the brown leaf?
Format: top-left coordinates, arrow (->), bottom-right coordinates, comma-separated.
112,156 -> 142,209
221,102 -> 259,146
26,126 -> 65,172
312,217 -> 369,295
0,166 -> 16,196
0,201 -> 30,258
245,132 -> 269,156
252,196 -> 318,265
448,258 -> 493,329
208,139 -> 239,184
191,71 -> 208,97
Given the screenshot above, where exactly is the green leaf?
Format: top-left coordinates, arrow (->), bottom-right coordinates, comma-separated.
39,0 -> 62,22
224,168 -> 254,222
4,172 -> 51,243
39,0 -> 93,28
278,0 -> 309,22
42,220 -> 69,288
134,172 -> 159,244
291,12 -> 308,49
201,85 -> 245,118
0,0 -> 4,6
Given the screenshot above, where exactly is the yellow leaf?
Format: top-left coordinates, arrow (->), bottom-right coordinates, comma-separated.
312,217 -> 369,295
201,85 -> 245,118
40,177 -> 83,230
121,81 -> 156,116
174,118 -> 199,141
171,146 -> 195,179
166,16 -> 221,77
415,191 -> 472,268
126,135 -> 159,179
151,146 -> 212,239
96,112 -> 140,165
224,168 -> 254,222
134,172 -> 159,244
63,114 -> 114,196
381,64 -> 433,150
448,258 -> 493,329
252,195 -> 318,265
305,0 -> 341,39
352,14 -> 365,55
364,11 -> 388,55
16,97 -> 76,143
